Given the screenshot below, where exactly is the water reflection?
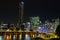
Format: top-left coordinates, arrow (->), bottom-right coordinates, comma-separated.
19,34 -> 22,40
6,35 -> 10,40
0,35 -> 4,40
25,34 -> 31,40
0,33 -> 59,40
13,35 -> 16,40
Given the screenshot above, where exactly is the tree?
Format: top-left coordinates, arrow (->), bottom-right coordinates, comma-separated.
56,25 -> 60,36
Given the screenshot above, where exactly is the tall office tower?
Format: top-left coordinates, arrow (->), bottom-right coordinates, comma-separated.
54,18 -> 60,31
30,16 -> 40,29
19,1 -> 24,25
48,19 -> 55,32
45,20 -> 50,25
55,18 -> 60,25
50,18 -> 60,32
26,22 -> 31,31
50,22 -> 55,32
39,21 -> 42,25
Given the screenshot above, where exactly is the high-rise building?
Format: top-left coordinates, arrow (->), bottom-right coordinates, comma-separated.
26,22 -> 31,30
18,1 -> 24,25
55,18 -> 60,25
54,18 -> 60,31
30,16 -> 40,29
45,20 -> 50,25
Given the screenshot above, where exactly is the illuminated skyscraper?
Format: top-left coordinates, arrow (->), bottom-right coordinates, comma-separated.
18,1 -> 24,25
50,18 -> 60,32
26,22 -> 31,30
45,20 -> 50,25
55,18 -> 60,25
30,16 -> 40,29
54,18 -> 60,31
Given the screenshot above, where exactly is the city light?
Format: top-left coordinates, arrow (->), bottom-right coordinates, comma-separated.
0,0 -> 60,40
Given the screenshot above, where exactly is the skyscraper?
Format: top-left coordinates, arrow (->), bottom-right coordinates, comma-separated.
18,1 -> 24,25
30,16 -> 40,29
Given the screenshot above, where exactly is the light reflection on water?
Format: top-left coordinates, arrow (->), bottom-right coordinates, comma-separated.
13,35 -> 16,40
0,35 -> 44,40
0,35 -> 31,40
0,35 -> 46,40
25,34 -> 31,40
0,35 -> 4,40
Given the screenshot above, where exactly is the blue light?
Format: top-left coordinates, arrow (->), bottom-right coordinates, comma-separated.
36,25 -> 49,33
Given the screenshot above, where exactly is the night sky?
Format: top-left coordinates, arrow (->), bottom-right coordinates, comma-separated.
0,0 -> 60,23
24,0 -> 60,19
